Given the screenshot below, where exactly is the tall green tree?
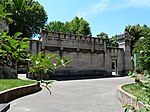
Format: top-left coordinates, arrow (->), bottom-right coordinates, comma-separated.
0,0 -> 47,38
77,17 -> 91,36
45,16 -> 92,36
124,24 -> 148,54
45,21 -> 67,33
69,16 -> 80,34
133,27 -> 150,72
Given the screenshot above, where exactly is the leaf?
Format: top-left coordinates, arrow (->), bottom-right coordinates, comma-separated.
14,32 -> 23,38
124,108 -> 129,112
43,69 -> 47,74
22,38 -> 29,42
2,44 -> 11,51
12,0 -> 25,12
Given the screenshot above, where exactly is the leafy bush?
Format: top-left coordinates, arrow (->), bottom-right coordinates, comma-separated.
0,32 -> 30,67
29,52 -> 70,93
124,71 -> 150,112
0,32 -> 30,78
29,52 -> 70,80
133,27 -> 150,72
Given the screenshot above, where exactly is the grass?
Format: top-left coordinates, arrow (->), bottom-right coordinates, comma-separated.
122,83 -> 148,103
0,79 -> 36,92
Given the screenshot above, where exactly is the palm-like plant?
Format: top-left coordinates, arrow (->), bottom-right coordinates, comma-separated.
12,0 -> 25,13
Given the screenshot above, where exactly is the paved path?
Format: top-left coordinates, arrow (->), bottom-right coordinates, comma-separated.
8,76 -> 133,112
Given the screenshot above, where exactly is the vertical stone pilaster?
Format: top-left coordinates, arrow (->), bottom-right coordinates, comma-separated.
124,40 -> 131,75
104,49 -> 112,76
31,40 -> 38,56
118,49 -> 125,75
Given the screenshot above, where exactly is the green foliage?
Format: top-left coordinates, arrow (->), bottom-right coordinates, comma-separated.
29,52 -> 70,93
0,0 -> 47,38
29,53 -> 70,77
97,32 -> 108,39
45,16 -> 92,36
108,35 -> 119,47
45,21 -> 67,33
124,26 -> 150,112
0,79 -> 35,91
70,17 -> 91,36
96,32 -> 118,47
0,5 -> 12,22
124,71 -> 150,111
97,32 -> 110,46
0,32 -> 30,68
40,80 -> 54,94
133,27 -> 150,72
124,24 -> 148,54
125,24 -> 144,41
12,0 -> 25,12
123,105 -> 137,112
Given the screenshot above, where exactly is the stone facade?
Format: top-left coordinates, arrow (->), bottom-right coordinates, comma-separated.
0,19 -> 131,78
0,19 -> 7,33
28,31 -> 131,78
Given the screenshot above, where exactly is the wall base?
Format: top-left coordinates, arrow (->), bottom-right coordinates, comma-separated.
27,70 -> 112,80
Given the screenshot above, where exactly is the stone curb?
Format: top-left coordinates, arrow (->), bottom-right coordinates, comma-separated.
0,103 -> 10,112
117,83 -> 144,110
0,83 -> 41,103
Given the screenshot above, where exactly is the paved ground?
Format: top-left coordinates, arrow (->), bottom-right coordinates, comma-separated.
8,76 -> 134,112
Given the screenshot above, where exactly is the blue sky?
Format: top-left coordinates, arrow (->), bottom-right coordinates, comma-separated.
37,0 -> 150,37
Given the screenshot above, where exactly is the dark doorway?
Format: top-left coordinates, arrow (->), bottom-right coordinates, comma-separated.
112,59 -> 118,75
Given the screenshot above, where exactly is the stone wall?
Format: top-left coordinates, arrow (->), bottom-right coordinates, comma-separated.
117,84 -> 144,110
0,19 -> 7,33
0,19 -> 131,78
107,48 -> 126,75
0,83 -> 41,103
42,31 -> 106,52
28,31 -> 131,78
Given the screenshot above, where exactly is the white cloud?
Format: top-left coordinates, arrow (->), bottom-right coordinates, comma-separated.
125,0 -> 150,7
77,0 -> 111,17
77,0 -> 150,17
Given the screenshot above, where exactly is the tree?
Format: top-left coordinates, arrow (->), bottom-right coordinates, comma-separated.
133,27 -> 150,72
126,27 -> 150,111
69,16 -> 92,36
124,24 -> 148,54
69,16 -> 80,34
96,32 -> 119,47
97,32 -> 110,46
0,0 -> 47,38
77,18 -> 91,36
12,0 -> 25,13
108,35 -> 119,47
45,16 -> 92,36
45,21 -> 67,33
97,32 -> 108,39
